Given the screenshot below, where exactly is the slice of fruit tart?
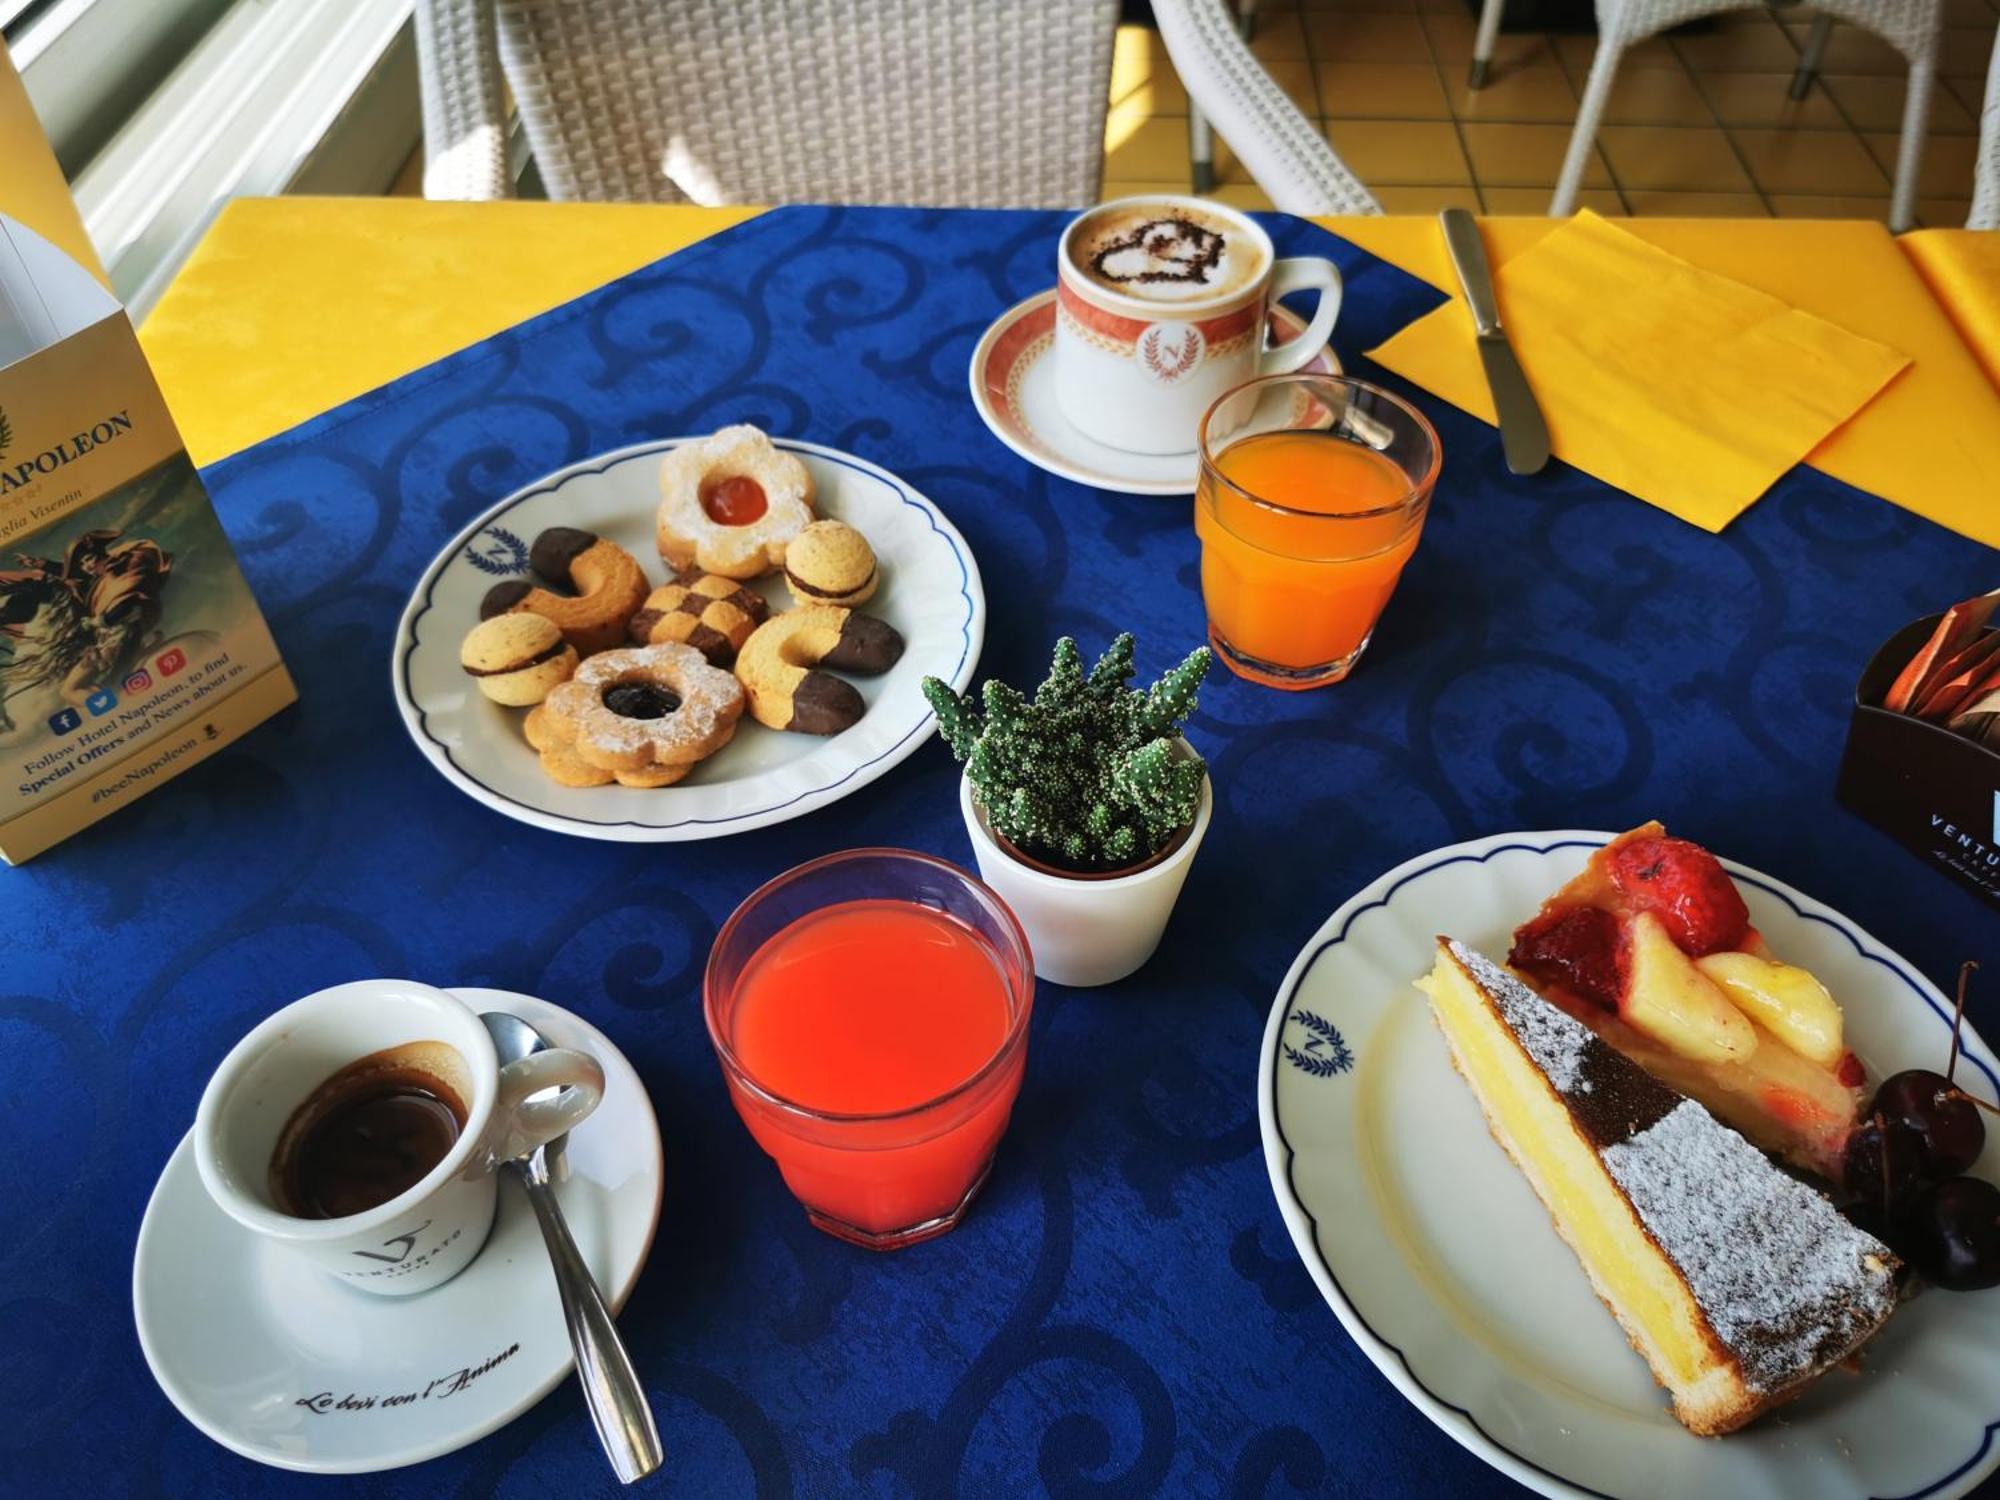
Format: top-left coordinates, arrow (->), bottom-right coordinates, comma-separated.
1506,823 -> 1863,1182
1419,939 -> 1900,1435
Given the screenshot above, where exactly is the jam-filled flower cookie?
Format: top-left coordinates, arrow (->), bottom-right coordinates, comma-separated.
628,574 -> 770,667
783,519 -> 879,608
527,642 -> 745,787
734,604 -> 905,735
656,425 -> 815,580
481,526 -> 649,656
459,614 -> 577,706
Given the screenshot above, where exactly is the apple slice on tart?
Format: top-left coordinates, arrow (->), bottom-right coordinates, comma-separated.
1507,823 -> 1865,1182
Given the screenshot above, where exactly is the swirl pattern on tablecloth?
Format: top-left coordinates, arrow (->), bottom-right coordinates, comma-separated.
5,205 -> 1996,1499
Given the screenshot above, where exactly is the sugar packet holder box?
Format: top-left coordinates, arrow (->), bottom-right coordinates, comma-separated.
1836,612 -> 2000,908
0,102 -> 293,861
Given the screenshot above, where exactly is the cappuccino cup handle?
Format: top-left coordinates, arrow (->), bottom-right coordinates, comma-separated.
1260,258 -> 1343,375
493,1047 -> 605,1162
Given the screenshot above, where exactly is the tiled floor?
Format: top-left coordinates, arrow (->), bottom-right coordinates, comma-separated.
1104,0 -> 1992,222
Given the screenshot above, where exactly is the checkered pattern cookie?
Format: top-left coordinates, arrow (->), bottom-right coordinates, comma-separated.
627,574 -> 771,667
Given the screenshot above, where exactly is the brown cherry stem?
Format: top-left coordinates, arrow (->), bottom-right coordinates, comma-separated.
1948,960 -> 1976,1084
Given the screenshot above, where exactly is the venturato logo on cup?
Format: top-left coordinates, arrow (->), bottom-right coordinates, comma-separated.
1053,195 -> 1343,457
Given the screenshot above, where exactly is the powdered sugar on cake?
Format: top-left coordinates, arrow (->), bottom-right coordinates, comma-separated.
1449,941 -> 1593,1093
1605,1100 -> 1899,1392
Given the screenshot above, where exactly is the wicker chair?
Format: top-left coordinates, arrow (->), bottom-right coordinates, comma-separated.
1467,0 -> 1940,230
1154,0 -> 1380,213
1973,23 -> 2000,227
415,0 -> 1374,213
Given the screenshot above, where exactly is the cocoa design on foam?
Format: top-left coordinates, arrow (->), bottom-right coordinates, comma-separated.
1087,217 -> 1227,292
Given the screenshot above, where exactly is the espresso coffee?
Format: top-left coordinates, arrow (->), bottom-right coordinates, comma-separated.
271,1041 -> 471,1219
1069,203 -> 1265,304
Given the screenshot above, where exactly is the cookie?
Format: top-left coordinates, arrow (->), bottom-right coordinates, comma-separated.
480,526 -> 649,656
733,604 -> 905,735
533,642 -> 745,783
628,574 -> 770,667
523,704 -> 614,787
783,519 -> 878,608
459,614 -> 577,706
656,425 -> 815,579
523,705 -> 693,788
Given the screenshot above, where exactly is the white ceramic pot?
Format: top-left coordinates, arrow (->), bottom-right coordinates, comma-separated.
957,755 -> 1213,988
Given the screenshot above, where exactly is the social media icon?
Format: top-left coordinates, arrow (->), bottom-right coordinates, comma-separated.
46,708 -> 80,735
85,688 -> 117,717
123,669 -> 153,694
157,647 -> 187,677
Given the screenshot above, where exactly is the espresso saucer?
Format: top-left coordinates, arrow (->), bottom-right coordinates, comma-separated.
132,989 -> 663,1474
967,288 -> 1341,496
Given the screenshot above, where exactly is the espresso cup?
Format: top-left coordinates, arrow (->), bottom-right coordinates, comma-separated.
193,979 -> 604,1297
1054,195 -> 1342,455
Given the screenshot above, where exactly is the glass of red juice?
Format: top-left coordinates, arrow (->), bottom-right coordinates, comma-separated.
704,848 -> 1034,1250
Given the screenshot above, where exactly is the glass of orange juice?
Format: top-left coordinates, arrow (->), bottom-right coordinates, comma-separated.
1195,374 -> 1440,689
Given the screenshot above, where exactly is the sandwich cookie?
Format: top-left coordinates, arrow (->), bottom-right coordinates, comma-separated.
459,614 -> 578,706
783,520 -> 879,608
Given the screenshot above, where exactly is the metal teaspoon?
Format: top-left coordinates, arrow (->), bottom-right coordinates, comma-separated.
481,1011 -> 663,1484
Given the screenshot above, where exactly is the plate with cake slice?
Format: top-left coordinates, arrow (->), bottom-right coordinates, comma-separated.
1260,826 -> 2000,1500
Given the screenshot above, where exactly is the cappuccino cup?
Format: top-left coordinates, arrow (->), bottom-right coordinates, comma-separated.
194,979 -> 604,1296
1055,196 -> 1342,455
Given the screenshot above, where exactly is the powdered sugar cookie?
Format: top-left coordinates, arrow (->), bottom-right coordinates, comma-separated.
534,643 -> 745,784
656,425 -> 815,580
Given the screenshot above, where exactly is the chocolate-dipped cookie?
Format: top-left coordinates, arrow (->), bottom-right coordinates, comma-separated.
733,605 -> 905,735
479,526 -> 648,656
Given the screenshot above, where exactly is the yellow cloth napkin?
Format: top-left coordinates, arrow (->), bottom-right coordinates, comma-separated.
1901,229 -> 2000,395
1367,210 -> 1911,532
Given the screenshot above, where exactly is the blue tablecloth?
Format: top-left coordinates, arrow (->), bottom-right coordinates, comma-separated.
6,206 -> 1996,1498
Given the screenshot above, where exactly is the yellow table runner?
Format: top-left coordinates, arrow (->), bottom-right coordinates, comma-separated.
141,200 -> 2000,549
1366,211 -> 1911,532
139,197 -> 759,467
1902,228 -> 2000,395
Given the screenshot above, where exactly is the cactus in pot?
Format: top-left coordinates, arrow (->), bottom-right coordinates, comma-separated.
923,633 -> 1210,875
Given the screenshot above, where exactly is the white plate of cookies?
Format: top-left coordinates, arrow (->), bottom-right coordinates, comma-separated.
392,428 -> 985,841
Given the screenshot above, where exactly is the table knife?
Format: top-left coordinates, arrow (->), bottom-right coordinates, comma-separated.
1439,208 -> 1550,476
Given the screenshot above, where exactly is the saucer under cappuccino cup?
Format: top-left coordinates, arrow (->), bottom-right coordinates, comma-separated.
1054,196 -> 1343,456
194,979 -> 604,1297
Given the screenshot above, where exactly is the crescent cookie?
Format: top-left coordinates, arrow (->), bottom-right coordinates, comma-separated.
627,574 -> 770,667
460,614 -> 577,706
733,604 -> 905,735
783,520 -> 879,608
656,425 -> 815,580
530,643 -> 745,785
481,527 -> 649,656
